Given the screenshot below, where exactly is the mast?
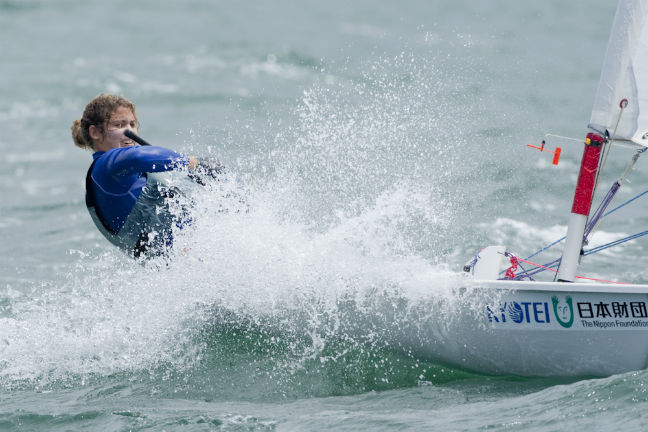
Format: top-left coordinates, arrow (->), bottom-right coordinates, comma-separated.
557,0 -> 648,281
557,133 -> 605,282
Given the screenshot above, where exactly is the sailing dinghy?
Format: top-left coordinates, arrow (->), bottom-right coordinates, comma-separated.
456,0 -> 648,377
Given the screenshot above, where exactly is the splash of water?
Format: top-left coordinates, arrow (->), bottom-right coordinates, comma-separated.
0,53 -> 495,393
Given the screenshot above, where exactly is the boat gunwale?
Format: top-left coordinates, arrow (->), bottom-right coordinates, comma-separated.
469,279 -> 648,294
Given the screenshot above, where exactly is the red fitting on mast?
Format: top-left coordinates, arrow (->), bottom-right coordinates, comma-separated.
571,133 -> 605,216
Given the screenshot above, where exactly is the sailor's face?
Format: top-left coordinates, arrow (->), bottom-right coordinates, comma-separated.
102,107 -> 139,149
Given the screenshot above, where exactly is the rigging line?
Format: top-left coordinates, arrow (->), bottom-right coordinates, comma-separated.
513,257 -> 561,279
526,225 -> 648,279
543,133 -> 583,143
500,252 -> 536,281
588,147 -> 645,232
525,237 -> 565,260
584,181 -> 620,241
525,186 -> 632,260
600,182 -> 648,218
516,261 -> 535,281
509,254 -> 630,285
583,229 -> 648,255
526,150 -> 647,259
592,101 -> 626,196
593,137 -> 613,194
584,103 -> 627,248
510,256 -> 560,274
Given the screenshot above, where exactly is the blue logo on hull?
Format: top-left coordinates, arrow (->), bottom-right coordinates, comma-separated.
507,302 -> 523,323
487,301 -> 552,324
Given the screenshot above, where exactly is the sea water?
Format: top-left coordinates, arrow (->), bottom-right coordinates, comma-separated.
3,0 -> 648,430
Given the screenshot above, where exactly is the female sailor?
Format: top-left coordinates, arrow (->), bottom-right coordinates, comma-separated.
72,93 -> 220,258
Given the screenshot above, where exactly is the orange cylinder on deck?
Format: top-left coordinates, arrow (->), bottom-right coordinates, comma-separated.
552,147 -> 561,165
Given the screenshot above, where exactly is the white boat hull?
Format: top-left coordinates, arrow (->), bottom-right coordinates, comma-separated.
415,280 -> 648,377
439,0 -> 648,378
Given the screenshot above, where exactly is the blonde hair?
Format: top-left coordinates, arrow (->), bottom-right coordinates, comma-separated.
71,93 -> 138,150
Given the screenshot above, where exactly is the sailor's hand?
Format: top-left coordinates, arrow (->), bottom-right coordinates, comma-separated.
196,157 -> 225,178
188,156 -> 226,185
188,156 -> 199,171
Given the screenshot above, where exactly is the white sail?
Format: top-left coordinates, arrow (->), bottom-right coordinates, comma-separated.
589,0 -> 648,145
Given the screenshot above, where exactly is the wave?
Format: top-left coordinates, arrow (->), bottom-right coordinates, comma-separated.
3,50 -> 627,399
